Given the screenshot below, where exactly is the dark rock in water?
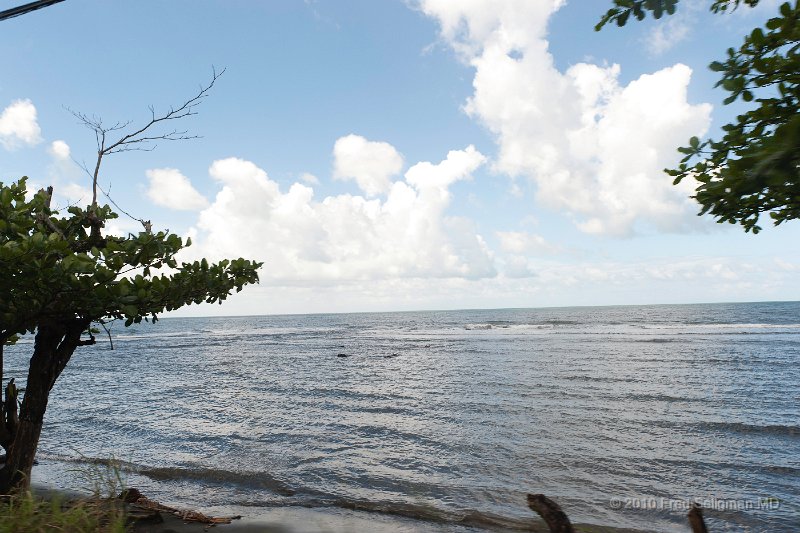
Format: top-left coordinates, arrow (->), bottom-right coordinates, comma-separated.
384,353 -> 400,358
336,353 -> 350,358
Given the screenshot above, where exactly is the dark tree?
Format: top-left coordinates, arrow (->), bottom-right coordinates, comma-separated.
0,72 -> 261,493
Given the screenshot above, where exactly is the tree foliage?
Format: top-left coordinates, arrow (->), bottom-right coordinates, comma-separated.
596,0 -> 761,30
0,72 -> 261,493
598,0 -> 800,233
0,178 -> 260,343
0,177 -> 261,491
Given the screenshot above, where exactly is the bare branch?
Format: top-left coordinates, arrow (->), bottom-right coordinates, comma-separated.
69,67 -> 225,211
107,145 -> 159,154
104,129 -> 200,153
35,186 -> 66,239
100,67 -> 224,156
97,320 -> 115,350
70,156 -> 92,181
97,183 -> 152,233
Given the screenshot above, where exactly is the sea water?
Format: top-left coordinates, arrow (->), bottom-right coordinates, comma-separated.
6,302 -> 799,531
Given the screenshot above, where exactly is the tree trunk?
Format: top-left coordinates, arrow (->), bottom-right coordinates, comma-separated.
1,336 -> 21,456
0,319 -> 88,494
0,340 -> 7,450
0,379 -> 18,454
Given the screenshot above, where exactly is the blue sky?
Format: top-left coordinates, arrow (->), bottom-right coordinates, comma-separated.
1,0 -> 798,315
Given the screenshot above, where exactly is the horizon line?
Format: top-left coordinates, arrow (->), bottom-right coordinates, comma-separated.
164,298 -> 800,320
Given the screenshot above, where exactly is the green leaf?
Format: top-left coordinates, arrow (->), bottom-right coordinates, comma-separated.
766,17 -> 783,30
751,27 -> 765,46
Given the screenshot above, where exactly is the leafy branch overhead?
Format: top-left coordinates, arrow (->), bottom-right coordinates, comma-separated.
596,0 -> 759,30
598,0 -> 800,233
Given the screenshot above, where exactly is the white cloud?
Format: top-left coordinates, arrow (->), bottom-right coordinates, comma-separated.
774,258 -> 798,272
643,0 -> 702,56
496,230 -> 551,254
48,140 -> 71,160
183,144 -> 493,283
419,0 -> 713,236
501,254 -> 537,278
495,230 -> 561,277
405,145 -> 484,189
145,168 -> 209,210
46,139 -> 80,199
299,172 -> 320,185
104,218 -> 142,238
418,0 -> 562,60
59,182 -> 92,206
646,16 -> 692,55
333,134 -> 403,197
41,140 -> 90,208
0,99 -> 42,149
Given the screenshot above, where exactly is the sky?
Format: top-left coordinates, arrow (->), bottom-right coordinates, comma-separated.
1,0 -> 798,315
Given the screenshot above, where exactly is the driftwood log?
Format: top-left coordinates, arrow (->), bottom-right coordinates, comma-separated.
527,494 -> 711,533
527,493 -> 575,533
688,503 -> 709,533
119,488 -> 241,526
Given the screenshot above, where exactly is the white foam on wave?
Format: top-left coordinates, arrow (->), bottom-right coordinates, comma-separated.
640,323 -> 800,330
463,323 -> 558,333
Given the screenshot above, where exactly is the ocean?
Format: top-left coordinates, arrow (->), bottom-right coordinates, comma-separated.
6,302 -> 799,531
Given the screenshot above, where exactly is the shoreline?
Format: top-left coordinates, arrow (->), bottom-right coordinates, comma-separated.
30,484 -> 650,533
